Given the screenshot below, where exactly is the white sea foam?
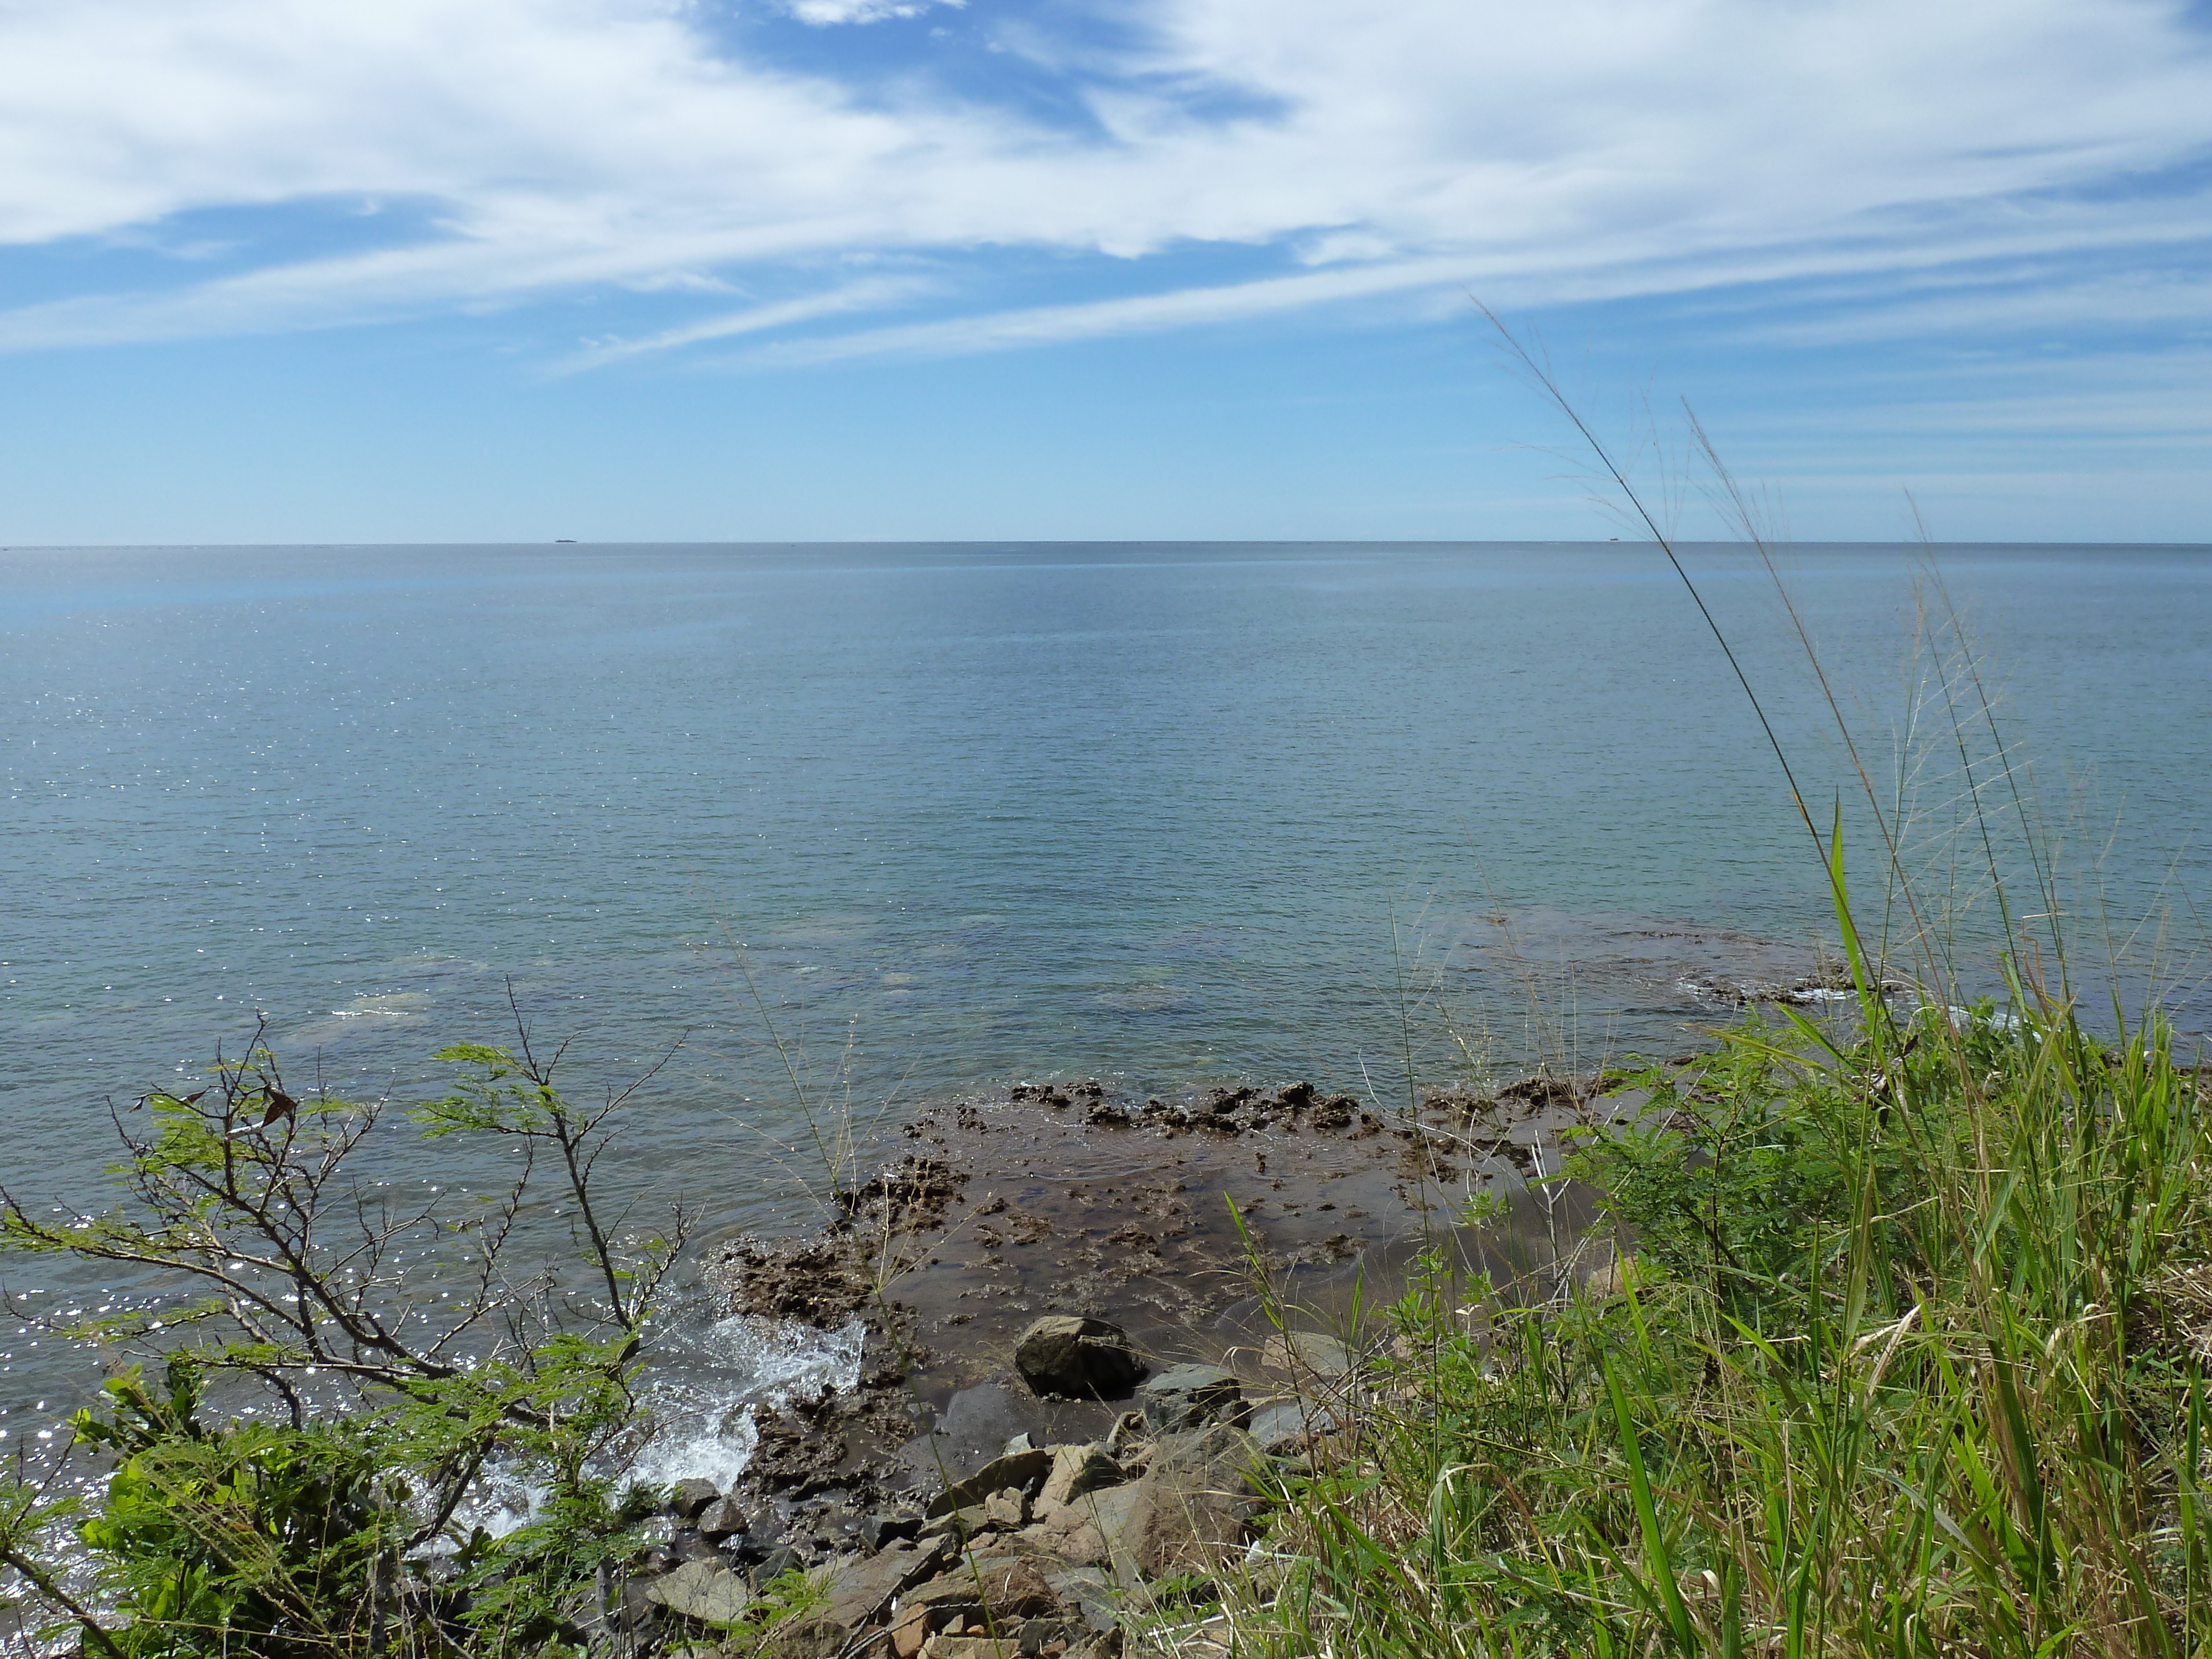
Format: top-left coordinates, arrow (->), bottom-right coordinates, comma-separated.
632,1312 -> 864,1484
442,1313 -> 866,1540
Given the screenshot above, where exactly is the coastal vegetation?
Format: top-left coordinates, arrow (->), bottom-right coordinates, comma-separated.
1203,345 -> 2211,1657
0,1029 -> 692,1657
1223,936 -> 2212,1656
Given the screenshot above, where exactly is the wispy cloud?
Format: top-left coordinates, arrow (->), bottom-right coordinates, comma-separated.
739,259 -> 1486,366
781,0 -> 964,22
556,276 -> 936,371
0,0 -> 2206,364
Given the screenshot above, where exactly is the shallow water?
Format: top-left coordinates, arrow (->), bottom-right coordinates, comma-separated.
4,539 -> 2208,1441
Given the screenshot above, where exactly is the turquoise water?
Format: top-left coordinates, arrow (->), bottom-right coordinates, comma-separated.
7,540 -> 2208,1137
2,540 -> 2208,1417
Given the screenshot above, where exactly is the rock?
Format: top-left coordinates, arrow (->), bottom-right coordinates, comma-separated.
1019,1509 -> 1109,1568
890,1599 -> 932,1657
672,1530 -> 726,1564
1003,1432 -> 1035,1455
696,1496 -> 747,1541
919,1503 -> 998,1543
1309,1094 -> 1357,1130
1037,1444 -> 1125,1513
1136,1365 -> 1244,1434
900,1385 -> 1059,1489
753,1545 -> 803,1584
1070,1483 -> 1146,1584
667,1477 -> 723,1521
983,1488 -> 1030,1529
760,1616 -> 850,1657
859,1512 -> 922,1553
812,1536 -> 952,1630
1259,1331 -> 1352,1379
1247,1399 -> 1340,1456
1105,1411 -> 1149,1459
1084,1423 -> 1267,1582
901,1557 -> 1059,1626
922,1638 -> 1025,1659
1014,1317 -> 1143,1400
644,1560 -> 753,1625
1043,1566 -> 1120,1635
1584,1256 -> 1636,1297
928,1448 -> 1052,1516
617,1580 -> 666,1645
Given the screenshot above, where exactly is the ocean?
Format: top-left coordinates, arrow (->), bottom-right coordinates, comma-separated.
4,539 -> 2208,1434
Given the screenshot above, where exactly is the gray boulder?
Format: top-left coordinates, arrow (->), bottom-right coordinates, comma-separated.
1043,1566 -> 1122,1635
811,1536 -> 951,1629
1248,1399 -> 1340,1456
1137,1364 -> 1244,1433
696,1496 -> 747,1541
1260,1330 -> 1353,1379
1013,1316 -> 1143,1400
643,1559 -> 753,1625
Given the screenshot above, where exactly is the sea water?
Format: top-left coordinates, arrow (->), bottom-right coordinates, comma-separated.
4,540 -> 2208,1432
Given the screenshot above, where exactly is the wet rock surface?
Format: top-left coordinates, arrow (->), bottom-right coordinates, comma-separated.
627,1070 -> 1629,1655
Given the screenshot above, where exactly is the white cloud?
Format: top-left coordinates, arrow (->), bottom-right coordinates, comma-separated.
557,275 -> 934,369
0,0 -> 2205,358
781,0 -> 963,22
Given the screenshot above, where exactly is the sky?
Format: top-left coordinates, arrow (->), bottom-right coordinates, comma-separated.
2,0 -> 2209,544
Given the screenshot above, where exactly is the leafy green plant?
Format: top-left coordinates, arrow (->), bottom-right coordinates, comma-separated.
70,1363 -> 396,1659
0,1013 -> 692,1656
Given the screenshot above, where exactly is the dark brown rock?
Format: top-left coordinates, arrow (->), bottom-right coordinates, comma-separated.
1013,1316 -> 1142,1400
666,1477 -> 722,1521
696,1495 -> 748,1541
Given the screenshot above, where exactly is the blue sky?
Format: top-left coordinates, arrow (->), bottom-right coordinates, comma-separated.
2,0 -> 2209,544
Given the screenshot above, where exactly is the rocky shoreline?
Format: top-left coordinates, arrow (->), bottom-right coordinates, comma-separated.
586,1071 -> 1627,1657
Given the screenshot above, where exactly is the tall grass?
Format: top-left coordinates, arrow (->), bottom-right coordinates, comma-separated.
1236,978 -> 2212,1657
1218,335 -> 2212,1657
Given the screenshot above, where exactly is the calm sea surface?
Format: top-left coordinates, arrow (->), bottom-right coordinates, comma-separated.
4,540 -> 2208,1425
